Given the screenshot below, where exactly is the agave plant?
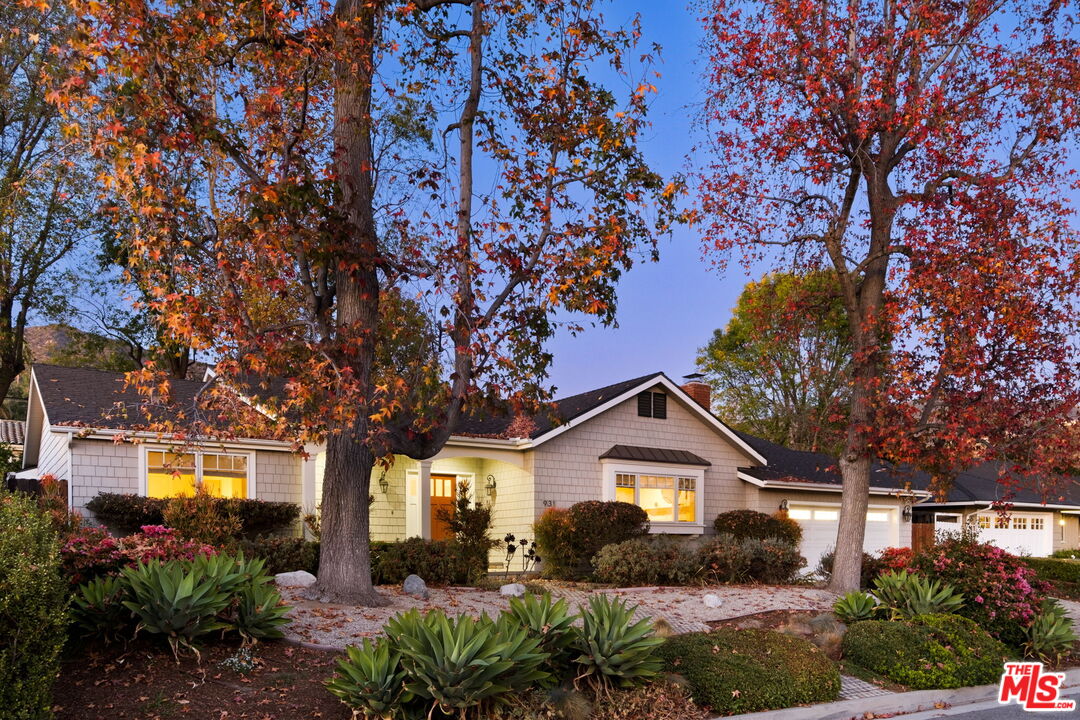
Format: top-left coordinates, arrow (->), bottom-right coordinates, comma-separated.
326,638 -> 419,720
185,552 -> 250,598
872,569 -> 964,620
71,575 -> 134,644
571,594 -> 664,692
506,592 -> 578,668
386,609 -> 550,716
832,591 -> 877,624
121,559 -> 232,660
233,581 -> 292,642
1024,599 -> 1078,665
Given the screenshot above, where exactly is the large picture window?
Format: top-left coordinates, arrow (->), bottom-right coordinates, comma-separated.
613,471 -> 697,523
146,449 -> 251,499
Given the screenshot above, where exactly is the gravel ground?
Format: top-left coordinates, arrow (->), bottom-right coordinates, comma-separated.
279,581 -> 839,648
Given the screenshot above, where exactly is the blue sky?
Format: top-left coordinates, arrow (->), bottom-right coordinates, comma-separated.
543,2 -> 763,396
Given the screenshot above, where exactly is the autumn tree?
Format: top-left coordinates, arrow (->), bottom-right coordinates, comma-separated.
63,0 -> 676,603
0,0 -> 94,405
696,0 -> 1080,591
698,271 -> 850,455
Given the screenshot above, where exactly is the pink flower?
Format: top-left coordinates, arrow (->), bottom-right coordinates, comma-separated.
975,595 -> 984,604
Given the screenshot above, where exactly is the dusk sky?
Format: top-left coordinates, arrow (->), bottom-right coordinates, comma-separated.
544,2 -> 767,396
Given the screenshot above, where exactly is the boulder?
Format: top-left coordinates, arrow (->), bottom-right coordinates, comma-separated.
703,593 -> 724,608
403,574 -> 429,599
275,570 -> 317,588
499,583 -> 526,598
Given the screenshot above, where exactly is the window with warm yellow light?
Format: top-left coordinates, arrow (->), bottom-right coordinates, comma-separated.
611,472 -> 698,523
146,449 -> 250,499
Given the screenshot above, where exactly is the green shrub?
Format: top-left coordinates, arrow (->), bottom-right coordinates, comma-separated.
817,549 -> 880,587
71,575 -> 133,644
872,569 -> 964,619
592,537 -> 700,586
231,535 -> 319,575
1023,599 -> 1077,665
533,501 -> 649,580
698,532 -> 751,583
372,537 -> 469,586
326,638 -> 419,719
162,488 -> 242,544
1025,557 -> 1080,600
506,592 -> 578,669
571,594 -> 664,691
0,493 -> 68,720
697,533 -> 804,584
713,509 -> 802,545
1050,549 -> 1080,559
86,492 -> 300,537
436,480 -> 498,583
386,609 -> 550,716
833,591 -> 877,623
842,615 -> 1011,689
657,628 -> 839,714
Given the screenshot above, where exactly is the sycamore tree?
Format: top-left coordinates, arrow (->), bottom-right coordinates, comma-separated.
698,271 -> 850,455
696,0 -> 1080,591
61,0 -> 677,603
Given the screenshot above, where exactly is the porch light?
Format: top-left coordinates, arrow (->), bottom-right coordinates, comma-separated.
778,499 -> 788,511
378,471 -> 389,494
1060,519 -> 1067,527
902,505 -> 912,521
485,474 -> 497,496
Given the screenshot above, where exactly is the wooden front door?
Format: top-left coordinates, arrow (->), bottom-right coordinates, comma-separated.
430,474 -> 457,541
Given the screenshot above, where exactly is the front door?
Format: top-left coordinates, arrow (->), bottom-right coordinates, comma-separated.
430,474 -> 457,541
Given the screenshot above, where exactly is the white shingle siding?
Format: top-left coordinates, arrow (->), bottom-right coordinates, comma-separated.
37,429 -> 70,480
531,391 -> 758,528
70,439 -> 140,518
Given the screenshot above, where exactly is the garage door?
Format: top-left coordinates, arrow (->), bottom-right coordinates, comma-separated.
971,512 -> 1052,557
788,505 -> 899,571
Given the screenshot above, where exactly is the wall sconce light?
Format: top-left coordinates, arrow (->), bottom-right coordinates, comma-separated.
902,505 -> 913,521
778,499 -> 788,512
1060,518 -> 1067,527
378,471 -> 389,494
485,474 -> 497,496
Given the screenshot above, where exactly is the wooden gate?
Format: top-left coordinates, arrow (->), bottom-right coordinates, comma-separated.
911,522 -> 934,553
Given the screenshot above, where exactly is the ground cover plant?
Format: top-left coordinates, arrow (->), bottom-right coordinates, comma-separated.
841,614 -> 1011,689
657,627 -> 840,714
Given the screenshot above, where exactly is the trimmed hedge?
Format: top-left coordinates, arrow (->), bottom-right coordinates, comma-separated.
371,538 -> 470,586
86,492 -> 300,537
0,493 -> 69,719
1025,557 -> 1080,601
232,536 -> 320,576
533,501 -> 649,580
592,537 -> 700,586
657,628 -> 839,714
713,509 -> 802,546
842,614 -> 1011,689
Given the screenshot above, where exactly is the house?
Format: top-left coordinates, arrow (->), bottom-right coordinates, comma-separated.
911,465 -> 1080,557
19,363 -> 938,568
0,419 -> 24,461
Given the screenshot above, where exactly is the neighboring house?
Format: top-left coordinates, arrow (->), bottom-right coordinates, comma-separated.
911,466 -> 1080,557
19,364 -> 930,568
0,418 -> 24,461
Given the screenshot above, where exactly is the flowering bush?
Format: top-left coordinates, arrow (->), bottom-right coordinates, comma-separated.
911,536 -> 1050,647
877,547 -> 915,572
59,524 -> 216,586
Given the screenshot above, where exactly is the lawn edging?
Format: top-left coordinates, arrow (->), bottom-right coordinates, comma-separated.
716,667 -> 1080,720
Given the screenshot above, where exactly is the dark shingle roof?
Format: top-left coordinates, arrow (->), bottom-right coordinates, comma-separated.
456,373 -> 665,439
917,463 -> 1080,507
0,419 -> 24,446
33,364 -> 207,429
599,444 -> 711,466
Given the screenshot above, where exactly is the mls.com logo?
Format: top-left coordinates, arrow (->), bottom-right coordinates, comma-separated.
999,662 -> 1076,711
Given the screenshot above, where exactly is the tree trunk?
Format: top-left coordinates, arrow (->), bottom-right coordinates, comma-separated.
828,382 -> 874,592
0,323 -> 26,409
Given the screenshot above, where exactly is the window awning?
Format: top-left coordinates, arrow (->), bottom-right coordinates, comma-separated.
599,444 -> 711,466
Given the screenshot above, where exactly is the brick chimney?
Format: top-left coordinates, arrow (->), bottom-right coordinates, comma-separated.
681,373 -> 711,410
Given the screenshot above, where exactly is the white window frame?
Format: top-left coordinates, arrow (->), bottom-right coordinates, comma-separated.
601,460 -> 705,533
139,446 -> 257,499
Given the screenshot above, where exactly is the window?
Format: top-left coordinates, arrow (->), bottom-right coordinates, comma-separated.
788,508 -> 812,520
978,515 -> 991,529
995,516 -> 1009,529
866,511 -> 889,522
1031,517 -> 1045,531
814,509 -> 838,521
1013,516 -> 1028,530
613,472 -> 696,523
146,449 -> 250,499
636,391 -> 667,419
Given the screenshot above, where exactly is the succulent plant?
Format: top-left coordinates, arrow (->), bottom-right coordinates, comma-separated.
571,594 -> 664,691
832,591 -> 877,624
326,638 -> 419,719
71,574 -> 133,644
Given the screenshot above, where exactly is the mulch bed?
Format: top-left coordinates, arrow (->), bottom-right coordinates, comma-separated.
54,640 -> 349,720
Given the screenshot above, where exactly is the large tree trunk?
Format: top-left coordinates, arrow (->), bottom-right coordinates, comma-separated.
828,379 -> 874,592
0,320 -> 26,409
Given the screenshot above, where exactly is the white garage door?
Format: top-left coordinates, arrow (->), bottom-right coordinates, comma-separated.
971,512 -> 1052,557
789,504 -> 899,571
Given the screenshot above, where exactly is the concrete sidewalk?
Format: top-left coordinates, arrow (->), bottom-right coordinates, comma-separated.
721,667 -> 1080,720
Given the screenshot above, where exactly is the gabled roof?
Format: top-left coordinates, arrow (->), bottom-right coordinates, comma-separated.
0,419 -> 24,446
914,463 -> 1080,508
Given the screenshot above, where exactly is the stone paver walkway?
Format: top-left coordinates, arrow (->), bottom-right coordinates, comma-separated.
839,674 -> 893,700
280,582 -> 839,648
